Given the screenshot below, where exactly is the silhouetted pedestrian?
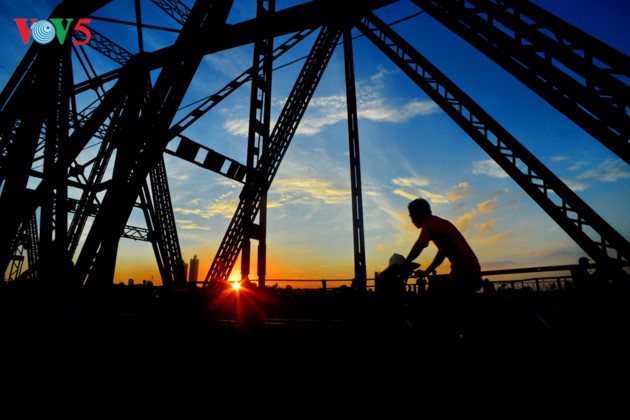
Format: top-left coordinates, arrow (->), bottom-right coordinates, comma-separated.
374,253 -> 418,335
570,257 -> 592,293
482,278 -> 496,295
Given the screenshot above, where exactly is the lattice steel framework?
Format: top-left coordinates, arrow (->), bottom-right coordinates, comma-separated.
0,0 -> 628,294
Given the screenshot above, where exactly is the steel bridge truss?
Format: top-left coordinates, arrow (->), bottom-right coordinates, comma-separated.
0,0 -> 628,291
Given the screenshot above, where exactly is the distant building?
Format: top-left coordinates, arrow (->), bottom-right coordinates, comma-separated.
189,255 -> 199,283
183,261 -> 189,282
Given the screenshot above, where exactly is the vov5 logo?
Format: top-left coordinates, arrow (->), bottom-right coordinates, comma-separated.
14,18 -> 92,46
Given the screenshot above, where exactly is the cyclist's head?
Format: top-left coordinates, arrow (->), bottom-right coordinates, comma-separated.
408,198 -> 432,221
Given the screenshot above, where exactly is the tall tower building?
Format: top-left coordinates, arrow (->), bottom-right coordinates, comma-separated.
189,255 -> 199,284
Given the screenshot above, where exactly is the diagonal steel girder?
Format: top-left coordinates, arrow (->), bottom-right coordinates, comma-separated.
0,0 -> 113,280
74,0 -> 234,288
411,0 -> 630,164
357,12 -> 630,273
203,26 -> 343,286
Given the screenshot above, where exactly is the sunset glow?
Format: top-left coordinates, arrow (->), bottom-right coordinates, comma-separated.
3,0 -> 628,287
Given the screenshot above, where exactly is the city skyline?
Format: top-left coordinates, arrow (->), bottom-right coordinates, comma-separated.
1,0 -> 628,287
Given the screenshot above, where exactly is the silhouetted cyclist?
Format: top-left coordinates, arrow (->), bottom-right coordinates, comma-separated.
401,198 -> 482,297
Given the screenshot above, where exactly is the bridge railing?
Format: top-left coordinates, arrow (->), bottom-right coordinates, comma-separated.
237,264 -> 583,293
192,262 -> 628,294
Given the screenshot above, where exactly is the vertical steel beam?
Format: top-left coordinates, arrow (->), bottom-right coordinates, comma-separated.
343,29 -> 368,291
204,26 -> 343,286
241,0 -> 275,289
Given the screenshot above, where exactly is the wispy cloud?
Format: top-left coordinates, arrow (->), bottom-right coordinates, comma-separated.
477,218 -> 498,235
203,196 -> 240,218
477,232 -> 510,244
221,70 -> 439,137
359,99 -> 438,124
176,192 -> 239,219
551,155 -> 569,162
272,178 -> 349,205
392,177 -> 430,188
577,158 -> 630,182
446,182 -> 471,202
223,118 -> 249,136
392,188 -> 448,204
391,176 -> 442,202
454,198 -> 498,234
392,188 -> 420,201
174,207 -> 205,216
568,161 -> 589,171
177,219 -> 211,231
391,179 -> 470,206
563,179 -> 587,192
474,157 -> 629,186
478,199 -> 498,213
357,68 -> 439,122
559,158 -> 628,192
472,159 -> 509,178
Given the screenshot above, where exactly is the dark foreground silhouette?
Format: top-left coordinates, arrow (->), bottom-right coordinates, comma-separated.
2,278 -> 628,356
2,277 -> 629,412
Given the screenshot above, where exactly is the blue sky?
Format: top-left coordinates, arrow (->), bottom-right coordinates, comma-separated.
1,0 -> 629,286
